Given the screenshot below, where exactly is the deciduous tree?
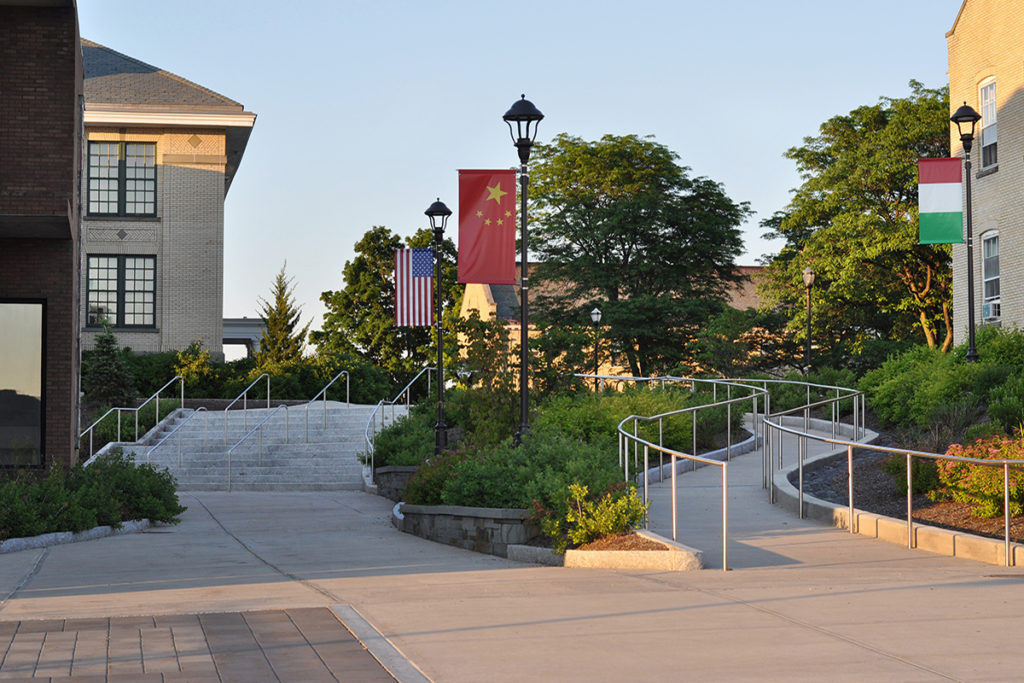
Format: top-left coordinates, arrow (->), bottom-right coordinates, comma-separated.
530,133 -> 750,376
759,81 -> 952,358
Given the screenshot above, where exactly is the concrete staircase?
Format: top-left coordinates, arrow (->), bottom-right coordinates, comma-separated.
121,401 -> 408,492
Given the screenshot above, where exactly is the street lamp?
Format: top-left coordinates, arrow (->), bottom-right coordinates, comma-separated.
425,198 -> 452,454
951,101 -> 983,363
503,94 -> 544,443
802,267 -> 815,374
590,307 -> 602,391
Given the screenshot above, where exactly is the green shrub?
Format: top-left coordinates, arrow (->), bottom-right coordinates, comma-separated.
989,374 -> 1024,430
402,449 -> 471,506
938,434 -> 1024,518
0,447 -> 186,541
542,483 -> 648,553
973,325 -> 1024,371
85,400 -> 181,454
860,346 -> 979,428
964,420 -> 1006,443
371,405 -> 435,468
880,455 -> 940,496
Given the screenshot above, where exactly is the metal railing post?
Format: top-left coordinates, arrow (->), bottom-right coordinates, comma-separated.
671,453 -> 678,541
266,374 -> 271,409
848,444 -> 855,534
798,431 -> 804,519
726,402 -> 732,461
1005,463 -> 1011,567
643,445 -> 649,524
907,453 -> 914,549
722,462 -> 729,572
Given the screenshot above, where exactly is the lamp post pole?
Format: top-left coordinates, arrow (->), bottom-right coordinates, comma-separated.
802,267 -> 815,375
503,95 -> 544,444
951,102 -> 983,363
590,307 -> 602,392
425,199 -> 452,454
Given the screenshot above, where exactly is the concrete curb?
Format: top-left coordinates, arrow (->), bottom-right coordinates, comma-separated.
772,422 -> 1024,566
0,519 -> 151,554
330,604 -> 431,683
508,530 -> 704,571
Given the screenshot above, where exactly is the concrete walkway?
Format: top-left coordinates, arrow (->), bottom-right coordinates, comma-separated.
3,429 -> 1024,680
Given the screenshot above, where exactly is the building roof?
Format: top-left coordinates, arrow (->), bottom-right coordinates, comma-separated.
82,39 -> 242,109
81,40 -> 255,194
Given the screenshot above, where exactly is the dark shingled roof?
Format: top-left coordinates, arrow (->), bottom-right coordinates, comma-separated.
82,39 -> 244,110
491,284 -> 521,321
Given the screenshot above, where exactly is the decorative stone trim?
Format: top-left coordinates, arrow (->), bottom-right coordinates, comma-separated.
392,503 -> 538,558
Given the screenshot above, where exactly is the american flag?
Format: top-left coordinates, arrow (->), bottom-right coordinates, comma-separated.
395,248 -> 434,327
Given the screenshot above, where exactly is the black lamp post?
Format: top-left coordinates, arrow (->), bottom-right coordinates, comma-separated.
425,198 -> 452,454
590,307 -> 602,391
503,94 -> 544,443
951,101 -> 983,363
802,267 -> 815,374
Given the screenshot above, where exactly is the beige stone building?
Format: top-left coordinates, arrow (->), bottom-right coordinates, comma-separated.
947,0 -> 1024,342
80,41 -> 255,359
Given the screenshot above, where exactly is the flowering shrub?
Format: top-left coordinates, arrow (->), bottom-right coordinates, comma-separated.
939,434 -> 1024,518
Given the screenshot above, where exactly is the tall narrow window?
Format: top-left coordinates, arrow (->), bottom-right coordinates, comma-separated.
982,232 -> 1000,322
980,79 -> 997,168
87,141 -> 156,216
0,302 -> 44,467
87,255 -> 156,327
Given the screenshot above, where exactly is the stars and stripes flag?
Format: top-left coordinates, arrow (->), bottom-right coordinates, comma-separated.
395,248 -> 434,327
918,158 -> 964,244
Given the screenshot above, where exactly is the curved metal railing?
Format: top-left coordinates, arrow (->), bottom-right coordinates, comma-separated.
304,369 -> 350,441
761,392 -> 1024,567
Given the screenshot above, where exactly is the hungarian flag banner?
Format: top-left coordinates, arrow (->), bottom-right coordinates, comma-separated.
458,169 -> 516,284
918,158 -> 964,244
395,248 -> 434,327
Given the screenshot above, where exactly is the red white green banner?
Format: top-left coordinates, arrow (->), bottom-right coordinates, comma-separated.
918,158 -> 963,245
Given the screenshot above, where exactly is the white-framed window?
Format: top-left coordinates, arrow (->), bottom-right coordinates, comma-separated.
980,79 -> 997,168
982,231 -> 1000,322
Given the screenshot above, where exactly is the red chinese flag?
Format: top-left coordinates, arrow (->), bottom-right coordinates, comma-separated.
458,169 -> 516,284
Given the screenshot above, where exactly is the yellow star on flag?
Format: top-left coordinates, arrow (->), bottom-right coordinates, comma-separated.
505,210 -> 512,217
476,210 -> 483,218
484,218 -> 492,226
497,218 -> 504,225
486,182 -> 508,204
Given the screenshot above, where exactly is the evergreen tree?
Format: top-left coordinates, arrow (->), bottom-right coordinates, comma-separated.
81,322 -> 135,407
255,263 -> 311,370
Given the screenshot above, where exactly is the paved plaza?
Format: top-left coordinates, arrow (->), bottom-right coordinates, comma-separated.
2,434 -> 1024,681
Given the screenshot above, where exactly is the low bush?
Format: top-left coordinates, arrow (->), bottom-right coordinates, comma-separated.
989,374 -> 1024,431
541,483 -> 648,553
370,402 -> 436,468
0,448 -> 186,541
939,434 -> 1024,518
880,455 -> 940,496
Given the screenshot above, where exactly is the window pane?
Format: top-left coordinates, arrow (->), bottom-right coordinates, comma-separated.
125,143 -> 156,215
0,303 -> 43,466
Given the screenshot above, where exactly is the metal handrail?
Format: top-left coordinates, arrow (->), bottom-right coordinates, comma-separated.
227,404 -> 291,491
146,407 -> 208,466
763,409 -> 1024,568
223,373 -> 271,442
303,370 -> 350,441
363,367 -> 433,475
615,375 -> 770,572
78,375 -> 185,457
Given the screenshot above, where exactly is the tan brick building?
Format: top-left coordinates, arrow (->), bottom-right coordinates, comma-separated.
80,41 -> 255,359
947,0 -> 1024,342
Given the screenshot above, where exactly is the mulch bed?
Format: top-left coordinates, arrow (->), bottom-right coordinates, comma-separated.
576,532 -> 668,551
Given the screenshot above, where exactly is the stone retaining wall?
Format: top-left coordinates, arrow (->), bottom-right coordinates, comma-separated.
374,466 -> 418,501
392,503 -> 538,558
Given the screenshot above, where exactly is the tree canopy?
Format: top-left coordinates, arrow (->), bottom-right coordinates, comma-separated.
759,81 -> 952,358
311,226 -> 460,379
529,133 -> 750,377
255,262 -> 310,371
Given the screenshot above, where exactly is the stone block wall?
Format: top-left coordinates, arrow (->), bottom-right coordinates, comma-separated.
394,504 -> 539,558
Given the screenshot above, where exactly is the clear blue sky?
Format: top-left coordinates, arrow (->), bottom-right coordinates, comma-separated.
77,0 -> 964,346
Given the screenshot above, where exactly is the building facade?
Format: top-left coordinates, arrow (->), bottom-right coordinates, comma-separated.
0,0 -> 83,467
80,41 -> 255,359
947,0 -> 1024,342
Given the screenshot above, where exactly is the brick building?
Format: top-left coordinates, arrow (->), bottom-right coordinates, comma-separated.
947,0 -> 1024,341
80,42 -> 256,359
0,0 -> 83,467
